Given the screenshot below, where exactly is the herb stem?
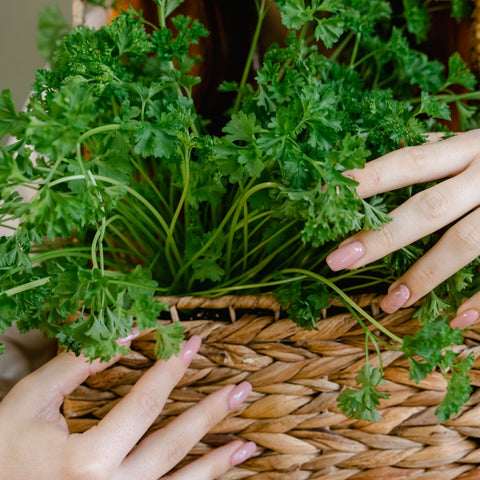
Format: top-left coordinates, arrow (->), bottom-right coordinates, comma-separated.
233,0 -> 270,113
4,277 -> 51,297
176,181 -> 280,291
280,268 -> 403,345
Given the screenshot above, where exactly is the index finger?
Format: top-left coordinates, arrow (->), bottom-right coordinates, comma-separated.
2,337 -> 135,418
348,130 -> 480,198
78,336 -> 202,470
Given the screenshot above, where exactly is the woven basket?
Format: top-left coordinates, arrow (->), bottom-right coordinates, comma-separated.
62,294 -> 480,480
63,2 -> 480,478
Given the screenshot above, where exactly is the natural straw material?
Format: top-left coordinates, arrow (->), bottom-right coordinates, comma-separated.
62,294 -> 480,479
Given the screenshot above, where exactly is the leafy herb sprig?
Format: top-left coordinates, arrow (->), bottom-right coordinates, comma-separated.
1,0 -> 479,422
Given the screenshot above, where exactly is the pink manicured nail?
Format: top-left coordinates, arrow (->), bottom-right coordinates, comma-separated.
326,241 -> 365,271
179,335 -> 202,365
116,328 -> 140,346
231,441 -> 256,466
380,284 -> 410,313
228,382 -> 252,410
450,309 -> 480,330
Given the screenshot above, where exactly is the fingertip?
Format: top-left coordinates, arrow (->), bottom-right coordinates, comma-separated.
326,240 -> 365,271
230,441 -> 257,466
179,335 -> 202,365
380,284 -> 411,314
450,309 -> 480,330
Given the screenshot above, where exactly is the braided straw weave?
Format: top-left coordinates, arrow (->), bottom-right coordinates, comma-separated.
62,294 -> 480,479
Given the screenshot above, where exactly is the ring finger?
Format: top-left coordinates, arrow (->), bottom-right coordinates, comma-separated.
115,382 -> 252,479
382,206 -> 480,312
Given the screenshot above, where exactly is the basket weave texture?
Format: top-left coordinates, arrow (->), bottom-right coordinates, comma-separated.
63,2 -> 480,477
62,294 -> 480,480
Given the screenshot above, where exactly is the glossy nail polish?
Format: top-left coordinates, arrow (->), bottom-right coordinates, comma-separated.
326,241 -> 365,271
380,284 -> 410,313
231,442 -> 256,466
450,309 -> 479,330
228,382 -> 252,410
179,335 -> 202,365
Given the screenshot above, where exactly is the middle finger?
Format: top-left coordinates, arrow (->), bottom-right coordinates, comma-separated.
331,157 -> 480,271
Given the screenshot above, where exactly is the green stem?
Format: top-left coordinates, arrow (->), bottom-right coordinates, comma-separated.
78,124 -> 121,144
157,0 -> 166,28
48,174 -> 178,259
224,182 -> 280,277
280,268 -> 403,344
190,274 -> 308,298
231,220 -> 296,272
349,34 -> 361,68
130,156 -> 171,214
233,0 -> 270,113
165,146 -> 191,275
175,181 -> 280,291
4,277 -> 51,297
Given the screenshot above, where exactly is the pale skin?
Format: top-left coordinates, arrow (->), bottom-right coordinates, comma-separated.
326,129 -> 480,330
0,334 -> 255,480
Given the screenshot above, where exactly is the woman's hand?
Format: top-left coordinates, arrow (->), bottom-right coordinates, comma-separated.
326,129 -> 480,329
0,334 -> 255,480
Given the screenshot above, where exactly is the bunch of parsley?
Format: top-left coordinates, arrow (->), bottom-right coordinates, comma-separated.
1,0 -> 480,422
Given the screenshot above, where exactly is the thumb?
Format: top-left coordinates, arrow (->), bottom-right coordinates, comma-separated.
5,331 -> 139,416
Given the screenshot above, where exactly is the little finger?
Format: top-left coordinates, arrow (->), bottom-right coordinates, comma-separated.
451,291 -> 480,329
380,206 -> 480,313
162,440 -> 257,480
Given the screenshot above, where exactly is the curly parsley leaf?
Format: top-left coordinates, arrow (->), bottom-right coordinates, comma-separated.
337,365 -> 390,422
436,353 -> 474,422
154,322 -> 185,360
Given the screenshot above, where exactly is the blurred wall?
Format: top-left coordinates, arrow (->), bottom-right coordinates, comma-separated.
0,0 -> 72,109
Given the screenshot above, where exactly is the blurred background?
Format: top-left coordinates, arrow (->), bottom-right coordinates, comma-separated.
0,0 -> 71,109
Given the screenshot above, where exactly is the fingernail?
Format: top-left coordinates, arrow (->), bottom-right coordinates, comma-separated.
116,328 -> 140,346
179,335 -> 202,365
228,381 -> 252,410
381,284 -> 410,313
231,441 -> 256,466
450,309 -> 480,329
326,241 -> 365,271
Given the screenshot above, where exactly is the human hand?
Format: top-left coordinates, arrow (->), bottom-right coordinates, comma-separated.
0,334 -> 255,480
326,129 -> 480,329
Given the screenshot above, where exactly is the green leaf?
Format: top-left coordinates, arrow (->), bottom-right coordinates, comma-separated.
0,90 -> 19,139
402,0 -> 429,42
133,295 -> 169,330
154,322 -> 184,360
337,365 -> 390,422
361,196 -> 392,231
276,282 -> 330,331
443,53 -> 477,91
417,92 -> 451,120
436,353 -> 474,422
37,4 -> 70,61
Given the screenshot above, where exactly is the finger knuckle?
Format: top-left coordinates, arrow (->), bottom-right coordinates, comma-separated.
414,189 -> 449,219
450,222 -> 480,252
404,145 -> 429,171
202,404 -> 222,432
64,452 -> 108,480
163,433 -> 187,466
409,263 -> 436,290
136,388 -> 164,420
375,223 -> 395,249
